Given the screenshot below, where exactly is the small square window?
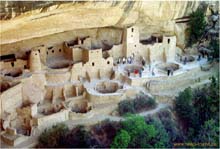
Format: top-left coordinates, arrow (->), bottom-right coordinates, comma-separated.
11,62 -> 14,67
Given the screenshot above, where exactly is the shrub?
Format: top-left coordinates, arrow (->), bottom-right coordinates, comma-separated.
119,93 -> 157,116
91,119 -> 121,148
134,94 -> 156,111
38,123 -> 69,148
111,129 -> 130,148
64,125 -> 90,148
118,99 -> 135,115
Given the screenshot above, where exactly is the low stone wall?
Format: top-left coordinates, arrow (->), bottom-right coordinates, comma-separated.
129,66 -> 202,87
149,67 -> 212,93
87,91 -> 123,104
34,109 -> 69,131
69,110 -> 94,120
46,71 -> 71,84
1,128 -> 28,146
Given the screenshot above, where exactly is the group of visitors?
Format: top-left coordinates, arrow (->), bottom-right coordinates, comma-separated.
180,56 -> 188,65
117,53 -> 135,65
167,68 -> 174,76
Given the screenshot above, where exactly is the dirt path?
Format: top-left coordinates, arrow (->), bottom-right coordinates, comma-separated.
66,103 -> 169,129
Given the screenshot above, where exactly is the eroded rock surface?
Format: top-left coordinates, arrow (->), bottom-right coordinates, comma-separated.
0,1 -> 217,54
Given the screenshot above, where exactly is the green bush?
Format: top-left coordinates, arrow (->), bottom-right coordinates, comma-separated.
118,93 -> 157,116
118,99 -> 135,115
111,129 -> 130,148
134,94 -> 156,111
38,123 -> 69,148
118,115 -> 159,148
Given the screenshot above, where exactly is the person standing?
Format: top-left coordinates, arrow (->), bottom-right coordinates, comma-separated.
152,68 -> 155,76
139,69 -> 142,77
183,57 -> 187,65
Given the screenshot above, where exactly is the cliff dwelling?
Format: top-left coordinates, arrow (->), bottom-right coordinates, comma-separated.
0,1 -> 219,148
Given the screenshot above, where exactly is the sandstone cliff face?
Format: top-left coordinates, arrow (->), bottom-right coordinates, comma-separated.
0,1 -> 210,55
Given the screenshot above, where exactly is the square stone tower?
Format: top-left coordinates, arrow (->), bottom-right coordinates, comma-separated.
123,26 -> 140,57
162,35 -> 176,62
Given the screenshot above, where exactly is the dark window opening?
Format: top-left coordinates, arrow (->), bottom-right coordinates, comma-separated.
132,28 -> 134,32
24,65 -> 27,69
168,39 -> 170,44
11,62 -> 14,67
48,46 -> 53,50
52,50 -> 54,53
46,51 -> 48,55
35,53 -> 37,55
134,45 -> 136,47
38,49 -> 40,53
92,62 -> 95,66
0,54 -> 16,62
59,49 -> 61,52
107,61 -> 110,64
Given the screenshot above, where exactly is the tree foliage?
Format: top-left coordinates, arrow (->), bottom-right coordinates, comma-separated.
111,129 -> 130,148
208,39 -> 219,59
145,117 -> 169,148
197,119 -> 219,147
64,126 -> 90,148
187,8 -> 206,46
111,115 -> 169,148
38,123 -> 69,148
175,75 -> 219,147
174,87 -> 198,132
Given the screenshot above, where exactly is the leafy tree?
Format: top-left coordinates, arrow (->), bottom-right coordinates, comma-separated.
145,117 -> 169,148
38,123 -> 69,148
196,119 -> 219,147
175,88 -> 195,124
121,115 -> 157,148
208,39 -> 219,59
111,129 -> 130,148
156,109 -> 185,146
187,8 -> 206,45
194,76 -> 219,124
174,87 -> 199,140
175,75 -> 219,143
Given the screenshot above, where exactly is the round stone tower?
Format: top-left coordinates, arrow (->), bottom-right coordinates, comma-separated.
29,50 -> 41,72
